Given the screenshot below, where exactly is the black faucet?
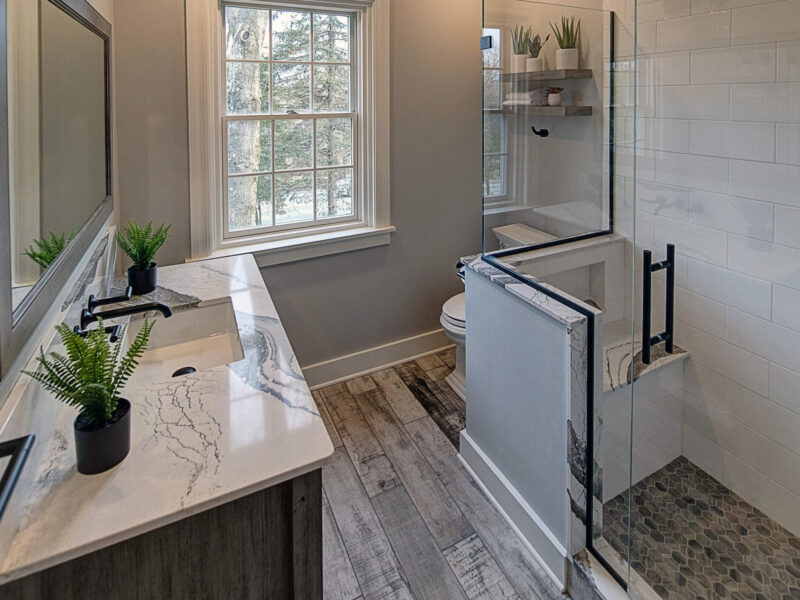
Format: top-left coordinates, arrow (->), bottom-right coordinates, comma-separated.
80,303 -> 172,331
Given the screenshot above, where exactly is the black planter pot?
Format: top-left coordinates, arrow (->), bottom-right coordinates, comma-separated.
74,399 -> 131,475
128,263 -> 157,295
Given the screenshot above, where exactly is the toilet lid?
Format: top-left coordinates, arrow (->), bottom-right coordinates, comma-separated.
442,293 -> 466,324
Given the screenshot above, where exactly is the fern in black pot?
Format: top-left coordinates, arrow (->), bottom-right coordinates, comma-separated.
23,319 -> 155,474
117,220 -> 171,295
23,229 -> 77,269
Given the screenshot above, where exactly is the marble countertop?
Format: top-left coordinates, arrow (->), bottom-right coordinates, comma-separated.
0,255 -> 333,585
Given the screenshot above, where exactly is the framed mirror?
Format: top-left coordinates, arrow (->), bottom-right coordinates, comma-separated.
0,0 -> 113,377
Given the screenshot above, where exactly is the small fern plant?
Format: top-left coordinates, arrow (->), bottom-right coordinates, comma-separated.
550,16 -> 581,49
23,318 -> 155,427
23,229 -> 77,269
510,25 -> 531,55
117,220 -> 171,271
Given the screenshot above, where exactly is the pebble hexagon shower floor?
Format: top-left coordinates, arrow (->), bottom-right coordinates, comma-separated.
603,456 -> 800,600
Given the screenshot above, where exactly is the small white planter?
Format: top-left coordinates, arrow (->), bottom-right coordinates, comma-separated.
548,93 -> 562,107
526,57 -> 545,72
555,48 -> 579,70
511,53 -> 528,73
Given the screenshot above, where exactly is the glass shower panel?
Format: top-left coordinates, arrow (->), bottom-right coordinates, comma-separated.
482,0 -> 614,255
481,0 -> 638,591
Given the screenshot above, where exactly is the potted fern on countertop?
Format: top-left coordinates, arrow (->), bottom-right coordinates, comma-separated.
117,220 -> 171,295
23,229 -> 77,270
23,318 -> 155,474
550,16 -> 581,70
526,32 -> 550,72
510,25 -> 531,73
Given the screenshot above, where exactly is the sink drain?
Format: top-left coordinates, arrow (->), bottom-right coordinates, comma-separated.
172,366 -> 197,377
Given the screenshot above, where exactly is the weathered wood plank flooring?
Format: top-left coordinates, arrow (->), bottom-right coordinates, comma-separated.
319,349 -> 566,600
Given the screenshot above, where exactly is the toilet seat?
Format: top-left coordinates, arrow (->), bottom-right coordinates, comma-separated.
442,293 -> 466,326
442,313 -> 466,331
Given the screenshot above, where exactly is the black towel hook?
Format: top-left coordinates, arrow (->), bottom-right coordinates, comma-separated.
531,125 -> 549,138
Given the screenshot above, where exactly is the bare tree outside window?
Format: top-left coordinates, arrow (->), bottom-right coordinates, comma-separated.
224,5 -> 356,236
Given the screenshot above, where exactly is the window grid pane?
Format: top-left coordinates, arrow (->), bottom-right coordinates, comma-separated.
482,27 -> 506,202
223,4 -> 356,237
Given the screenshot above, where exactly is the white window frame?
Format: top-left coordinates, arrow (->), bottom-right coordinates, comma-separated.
187,0 -> 392,267
481,27 -> 510,210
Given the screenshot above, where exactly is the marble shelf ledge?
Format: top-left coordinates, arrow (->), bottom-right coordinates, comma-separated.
602,320 -> 689,392
0,255 -> 334,586
464,254 -> 600,328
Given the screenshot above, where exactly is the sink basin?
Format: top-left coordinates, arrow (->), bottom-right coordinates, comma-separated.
126,297 -> 245,381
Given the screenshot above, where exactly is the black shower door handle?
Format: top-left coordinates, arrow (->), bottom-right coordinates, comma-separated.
642,244 -> 675,365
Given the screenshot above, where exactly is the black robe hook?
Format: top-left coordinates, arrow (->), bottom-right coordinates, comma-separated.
531,125 -> 549,138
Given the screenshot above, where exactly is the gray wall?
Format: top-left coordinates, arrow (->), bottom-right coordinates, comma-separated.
113,0 -> 191,267
112,0 -> 482,367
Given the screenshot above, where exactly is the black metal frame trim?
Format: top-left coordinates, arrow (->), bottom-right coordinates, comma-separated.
0,434 -> 34,523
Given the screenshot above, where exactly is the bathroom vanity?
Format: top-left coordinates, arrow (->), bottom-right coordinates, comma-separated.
0,2 -> 332,596
0,254 -> 333,598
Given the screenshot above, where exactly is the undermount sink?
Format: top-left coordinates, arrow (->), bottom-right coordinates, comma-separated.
126,297 -> 245,382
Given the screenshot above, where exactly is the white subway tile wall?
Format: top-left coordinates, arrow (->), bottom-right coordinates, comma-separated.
608,0 -> 800,537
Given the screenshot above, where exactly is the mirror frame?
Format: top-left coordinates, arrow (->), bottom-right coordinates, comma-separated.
0,0 -> 113,378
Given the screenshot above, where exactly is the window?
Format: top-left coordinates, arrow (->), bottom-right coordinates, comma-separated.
186,0 -> 390,264
482,28 -> 507,203
224,6 -> 357,237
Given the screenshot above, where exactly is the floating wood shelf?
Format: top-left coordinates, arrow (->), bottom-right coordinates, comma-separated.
487,105 -> 593,117
502,69 -> 593,83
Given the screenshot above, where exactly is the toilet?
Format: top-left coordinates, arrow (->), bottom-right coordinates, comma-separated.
440,292 -> 467,400
440,223 -> 553,401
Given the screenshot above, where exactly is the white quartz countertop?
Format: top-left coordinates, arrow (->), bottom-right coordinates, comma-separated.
0,255 -> 333,585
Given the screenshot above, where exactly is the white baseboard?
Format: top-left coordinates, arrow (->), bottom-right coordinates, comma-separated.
302,329 -> 452,389
459,431 -> 569,591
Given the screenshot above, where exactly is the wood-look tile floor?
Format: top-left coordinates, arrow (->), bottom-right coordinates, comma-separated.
315,348 -> 566,600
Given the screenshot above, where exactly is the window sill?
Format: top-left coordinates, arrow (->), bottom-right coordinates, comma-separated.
483,202 -> 529,216
193,225 -> 396,267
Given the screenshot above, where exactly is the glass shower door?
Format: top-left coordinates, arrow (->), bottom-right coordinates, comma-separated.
621,0 -> 800,597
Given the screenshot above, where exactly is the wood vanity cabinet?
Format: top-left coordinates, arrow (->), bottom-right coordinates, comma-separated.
1,470 -> 322,600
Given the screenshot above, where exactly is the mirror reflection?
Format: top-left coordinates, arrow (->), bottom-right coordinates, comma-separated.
8,0 -> 108,312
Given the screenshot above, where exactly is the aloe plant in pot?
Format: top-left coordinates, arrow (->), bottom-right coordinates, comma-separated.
527,33 -> 550,72
117,220 -> 171,295
23,319 -> 154,474
510,25 -> 531,73
550,16 -> 581,70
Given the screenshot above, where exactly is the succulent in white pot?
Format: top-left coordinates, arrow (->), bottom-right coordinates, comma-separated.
548,87 -> 564,107
550,16 -> 580,70
510,25 -> 531,73
526,33 -> 550,72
